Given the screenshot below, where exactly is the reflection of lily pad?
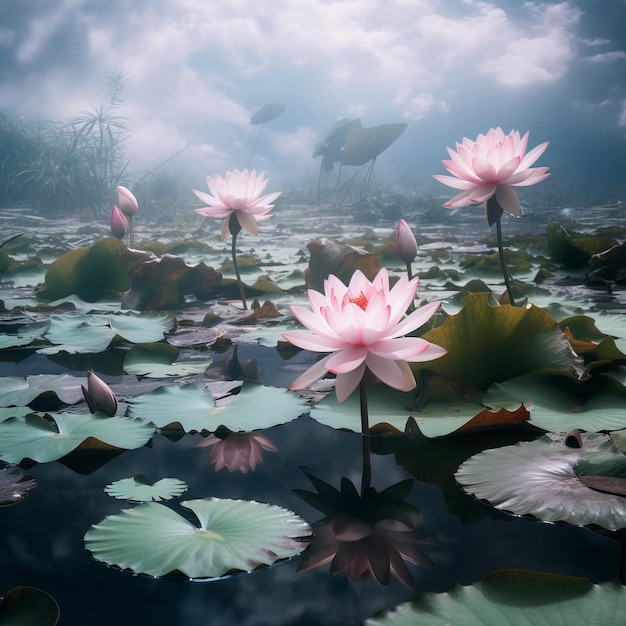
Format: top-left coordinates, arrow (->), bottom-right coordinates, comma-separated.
123,343 -> 211,378
0,413 -> 155,464
0,465 -> 37,505
456,431 -> 626,530
126,381 -> 306,432
365,570 -> 625,625
0,586 -> 60,626
84,498 -> 311,579
105,475 -> 188,502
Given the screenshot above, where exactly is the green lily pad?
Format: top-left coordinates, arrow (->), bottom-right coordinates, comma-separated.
0,406 -> 34,421
455,431 -> 626,530
84,498 -> 311,579
484,371 -> 626,432
0,413 -> 155,464
0,586 -> 60,626
126,381 -> 306,432
365,570 -> 624,625
104,475 -> 188,502
417,293 -> 582,393
123,343 -> 211,378
0,321 -> 49,350
0,465 -> 37,505
0,374 -> 84,407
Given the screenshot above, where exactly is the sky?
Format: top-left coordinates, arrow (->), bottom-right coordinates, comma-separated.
0,0 -> 625,196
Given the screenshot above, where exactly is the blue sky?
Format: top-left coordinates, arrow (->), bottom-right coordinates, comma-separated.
0,0 -> 624,194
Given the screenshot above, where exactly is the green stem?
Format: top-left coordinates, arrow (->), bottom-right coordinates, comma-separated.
495,218 -> 516,306
359,379 -> 371,494
231,230 -> 247,310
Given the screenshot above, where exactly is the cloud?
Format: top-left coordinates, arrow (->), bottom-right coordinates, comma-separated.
583,50 -> 626,64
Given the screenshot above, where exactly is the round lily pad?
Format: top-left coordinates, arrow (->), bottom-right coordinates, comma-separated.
105,475 -> 188,502
84,498 -> 311,579
455,431 -> 626,530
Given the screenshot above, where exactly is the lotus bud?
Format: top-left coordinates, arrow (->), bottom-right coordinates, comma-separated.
116,185 -> 138,216
396,219 -> 418,263
81,370 -> 118,416
110,205 -> 128,239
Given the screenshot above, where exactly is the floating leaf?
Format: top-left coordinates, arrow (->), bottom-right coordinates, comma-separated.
38,314 -> 116,354
0,321 -> 49,350
109,312 -> 176,342
0,374 -> 84,407
0,586 -> 60,626
105,475 -> 188,502
0,465 -> 37,505
84,498 -> 311,579
456,431 -> 626,530
340,123 -> 407,167
123,343 -> 211,378
0,413 -> 155,464
364,570 -> 624,625
250,102 -> 286,125
126,381 -> 306,432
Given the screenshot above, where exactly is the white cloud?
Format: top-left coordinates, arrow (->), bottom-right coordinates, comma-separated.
583,51 -> 626,64
619,100 -> 626,127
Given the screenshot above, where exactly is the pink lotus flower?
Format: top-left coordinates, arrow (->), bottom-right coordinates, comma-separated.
81,370 -> 117,417
116,185 -> 138,216
110,205 -> 128,239
196,431 -> 277,473
433,127 -> 550,217
396,219 -> 418,264
282,268 -> 446,402
193,169 -> 282,239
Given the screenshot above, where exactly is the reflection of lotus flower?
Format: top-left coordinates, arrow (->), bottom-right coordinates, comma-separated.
283,268 -> 445,402
196,431 -> 277,473
396,219 -> 417,264
110,205 -> 128,239
193,169 -> 282,240
296,475 -> 437,588
432,127 -> 550,217
116,185 -> 138,216
81,370 -> 117,416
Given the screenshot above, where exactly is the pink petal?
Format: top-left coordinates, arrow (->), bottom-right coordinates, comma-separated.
368,337 -> 431,360
235,210 -> 259,235
390,300 -> 441,337
288,354 -> 333,390
511,168 -> 551,186
281,329 -> 345,352
518,141 -> 549,170
326,347 -> 368,374
495,155 -> 521,180
366,355 -> 416,391
471,156 -> 497,182
495,185 -> 522,216
409,342 -> 447,362
335,363 -> 366,402
432,174 -> 475,191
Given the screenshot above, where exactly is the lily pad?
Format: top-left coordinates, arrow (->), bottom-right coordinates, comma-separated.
105,475 -> 188,502
0,374 -> 84,407
0,465 -> 37,505
0,321 -> 49,350
126,381 -> 307,432
84,497 -> 311,579
340,123 -> 407,167
250,102 -> 286,125
455,431 -> 626,530
365,570 -> 625,625
123,343 -> 211,378
0,586 -> 60,626
0,413 -> 155,464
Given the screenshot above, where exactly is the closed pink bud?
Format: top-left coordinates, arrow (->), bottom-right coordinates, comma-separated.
396,219 -> 418,263
81,370 -> 118,416
116,185 -> 138,216
110,205 -> 128,239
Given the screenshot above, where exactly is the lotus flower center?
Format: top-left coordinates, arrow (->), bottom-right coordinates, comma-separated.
349,291 -> 369,311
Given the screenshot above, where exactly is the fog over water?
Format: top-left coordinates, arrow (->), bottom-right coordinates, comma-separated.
0,0 -> 624,196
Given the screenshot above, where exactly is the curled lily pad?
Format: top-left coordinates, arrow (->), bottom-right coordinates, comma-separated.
126,381 -> 306,432
0,374 -> 84,407
84,497 -> 311,579
105,475 -> 188,502
0,586 -> 59,626
455,431 -> 626,530
364,570 -> 625,626
0,465 -> 37,505
0,413 -> 155,464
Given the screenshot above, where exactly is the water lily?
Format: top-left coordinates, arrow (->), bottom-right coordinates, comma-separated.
116,185 -> 139,248
283,268 -> 445,403
81,370 -> 117,417
396,219 -> 418,266
193,169 -> 281,309
110,205 -> 128,240
195,431 -> 277,473
433,128 -> 550,305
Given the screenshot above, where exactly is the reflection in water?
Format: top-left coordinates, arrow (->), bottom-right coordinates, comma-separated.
196,429 -> 277,473
295,473 -> 438,588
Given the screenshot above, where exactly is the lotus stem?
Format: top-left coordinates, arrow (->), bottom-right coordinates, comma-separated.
359,379 -> 371,494
231,230 -> 248,310
247,122 -> 266,170
495,217 -> 516,306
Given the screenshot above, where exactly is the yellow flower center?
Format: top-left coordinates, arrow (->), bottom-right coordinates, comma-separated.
349,291 -> 369,311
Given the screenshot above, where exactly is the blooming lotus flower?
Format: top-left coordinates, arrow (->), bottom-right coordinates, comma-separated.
282,268 -> 446,402
110,205 -> 128,239
193,169 -> 281,239
396,219 -> 417,264
195,431 -> 277,473
116,185 -> 138,216
433,127 -> 550,217
81,370 -> 117,417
